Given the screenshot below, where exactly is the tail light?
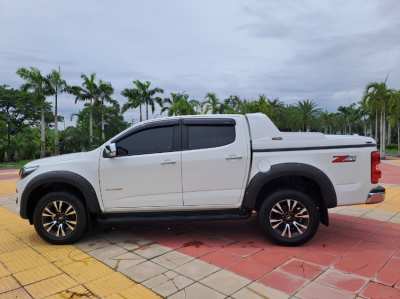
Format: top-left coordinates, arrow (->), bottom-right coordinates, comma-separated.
371,151 -> 381,184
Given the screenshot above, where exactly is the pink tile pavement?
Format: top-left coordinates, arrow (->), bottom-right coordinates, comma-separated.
381,162 -> 400,184
143,213 -> 400,297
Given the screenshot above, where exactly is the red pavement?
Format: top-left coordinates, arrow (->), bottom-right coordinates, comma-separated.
142,161 -> 400,298
0,169 -> 18,180
139,213 -> 400,297
381,162 -> 400,184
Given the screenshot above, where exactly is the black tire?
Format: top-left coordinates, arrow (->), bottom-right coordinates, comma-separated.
33,192 -> 87,244
258,189 -> 320,246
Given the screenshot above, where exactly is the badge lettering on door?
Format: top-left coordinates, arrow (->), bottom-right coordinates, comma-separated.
105,187 -> 123,191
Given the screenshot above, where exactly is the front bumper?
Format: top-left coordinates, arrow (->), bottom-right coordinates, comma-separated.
366,186 -> 385,204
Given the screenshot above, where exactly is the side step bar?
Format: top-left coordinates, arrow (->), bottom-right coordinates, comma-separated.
97,209 -> 252,224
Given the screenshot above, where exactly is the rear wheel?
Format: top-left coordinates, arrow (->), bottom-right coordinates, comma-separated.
33,192 -> 87,244
258,189 -> 319,246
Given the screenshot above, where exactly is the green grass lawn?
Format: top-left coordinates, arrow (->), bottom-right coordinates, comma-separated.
385,147 -> 400,157
0,160 -> 30,169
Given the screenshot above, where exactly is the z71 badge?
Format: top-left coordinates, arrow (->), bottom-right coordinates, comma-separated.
332,155 -> 357,163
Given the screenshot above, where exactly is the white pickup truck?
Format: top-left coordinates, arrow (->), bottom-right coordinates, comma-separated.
16,113 -> 384,245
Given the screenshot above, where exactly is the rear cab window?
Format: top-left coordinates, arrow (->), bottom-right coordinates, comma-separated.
183,118 -> 236,150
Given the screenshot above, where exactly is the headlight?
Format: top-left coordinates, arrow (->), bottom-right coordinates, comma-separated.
19,165 -> 39,179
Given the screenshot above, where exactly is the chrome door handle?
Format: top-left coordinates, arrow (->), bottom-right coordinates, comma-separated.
160,160 -> 177,165
225,155 -> 243,161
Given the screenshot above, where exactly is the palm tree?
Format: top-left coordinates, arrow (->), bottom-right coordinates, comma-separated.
320,111 -> 333,134
121,85 -> 143,122
362,81 -> 392,153
338,103 -> 361,134
131,80 -> 163,120
202,93 -> 222,114
47,67 -> 66,155
189,99 -> 201,114
17,67 -> 51,157
255,94 -> 271,115
296,100 -> 320,131
98,80 -> 114,141
267,99 -> 285,124
67,73 -> 99,145
388,90 -> 400,152
223,95 -> 242,113
162,93 -> 195,116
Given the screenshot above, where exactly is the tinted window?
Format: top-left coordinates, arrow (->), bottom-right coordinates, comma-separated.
187,125 -> 235,150
117,126 -> 175,155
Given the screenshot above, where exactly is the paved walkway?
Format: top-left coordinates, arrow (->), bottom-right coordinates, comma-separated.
0,206 -> 159,298
0,161 -> 400,298
0,171 -> 160,298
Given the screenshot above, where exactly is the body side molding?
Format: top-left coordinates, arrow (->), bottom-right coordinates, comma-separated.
253,143 -> 376,152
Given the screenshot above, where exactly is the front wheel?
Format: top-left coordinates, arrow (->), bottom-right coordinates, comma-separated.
33,192 -> 87,244
258,189 -> 320,246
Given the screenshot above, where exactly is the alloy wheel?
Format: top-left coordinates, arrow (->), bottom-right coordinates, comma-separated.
41,200 -> 78,238
268,199 -> 310,239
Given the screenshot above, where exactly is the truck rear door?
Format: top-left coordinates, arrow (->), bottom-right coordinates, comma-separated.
181,117 -> 250,207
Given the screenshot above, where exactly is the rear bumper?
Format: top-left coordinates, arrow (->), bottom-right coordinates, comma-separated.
366,186 -> 385,204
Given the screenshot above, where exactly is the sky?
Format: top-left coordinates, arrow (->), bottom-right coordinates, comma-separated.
0,0 -> 399,126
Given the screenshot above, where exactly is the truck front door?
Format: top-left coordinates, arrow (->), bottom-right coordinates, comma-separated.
100,120 -> 182,210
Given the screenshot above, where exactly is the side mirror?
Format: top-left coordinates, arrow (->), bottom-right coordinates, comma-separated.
103,143 -> 117,158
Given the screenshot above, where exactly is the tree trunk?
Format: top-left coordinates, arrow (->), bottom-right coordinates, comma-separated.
375,109 -> 378,141
146,101 -> 149,120
101,99 -> 105,141
40,107 -> 46,158
383,107 -> 386,153
398,123 -> 400,153
370,122 -> 372,137
387,121 -> 391,146
89,99 -> 93,145
380,109 -> 383,153
5,121 -> 10,162
139,104 -> 143,122
54,89 -> 59,155
380,107 -> 386,154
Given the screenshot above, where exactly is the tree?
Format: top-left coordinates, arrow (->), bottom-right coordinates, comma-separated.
72,100 -> 127,148
0,86 -> 24,160
202,92 -> 222,114
162,93 -> 196,116
46,67 -> 66,155
131,80 -> 163,120
59,126 -> 86,153
102,101 -> 129,138
223,95 -> 242,113
296,100 -> 321,131
67,73 -> 99,145
98,80 -> 115,141
189,99 -> 201,114
17,67 -> 51,157
388,90 -> 400,152
121,86 -> 143,122
362,81 -> 392,153
0,85 -> 46,161
337,103 -> 361,134
267,99 -> 285,127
